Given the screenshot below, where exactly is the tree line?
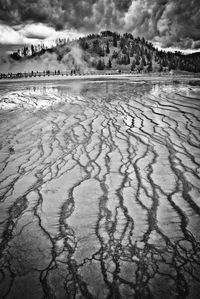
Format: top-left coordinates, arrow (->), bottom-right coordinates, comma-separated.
10,38 -> 67,60
79,31 -> 200,73
10,31 -> 200,73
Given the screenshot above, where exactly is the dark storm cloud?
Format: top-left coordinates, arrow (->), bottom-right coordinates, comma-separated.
0,0 -> 63,27
0,0 -> 200,50
155,0 -> 200,49
123,0 -> 200,49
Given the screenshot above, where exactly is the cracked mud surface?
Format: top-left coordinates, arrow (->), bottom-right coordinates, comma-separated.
0,79 -> 200,299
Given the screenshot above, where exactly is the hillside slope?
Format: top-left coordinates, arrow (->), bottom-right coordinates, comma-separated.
10,31 -> 200,73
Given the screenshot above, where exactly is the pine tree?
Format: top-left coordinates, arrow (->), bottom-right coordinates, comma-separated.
79,38 -> 89,50
99,46 -> 105,57
112,51 -> 118,59
107,59 -> 112,69
113,33 -> 118,47
96,59 -> 105,70
131,60 -> 136,71
120,38 -> 126,50
135,55 -> 140,66
23,47 -> 28,57
31,45 -> 34,56
142,56 -> 146,66
147,61 -> 152,72
93,39 -> 100,53
106,41 -> 110,54
139,59 -> 144,71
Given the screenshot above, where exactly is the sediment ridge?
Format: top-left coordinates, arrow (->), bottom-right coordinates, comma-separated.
0,80 -> 200,298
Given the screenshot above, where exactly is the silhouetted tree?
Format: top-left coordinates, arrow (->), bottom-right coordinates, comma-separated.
31,45 -> 35,55
79,38 -> 89,50
23,47 -> 28,57
131,59 -> 136,71
135,55 -> 140,66
107,59 -> 112,69
93,39 -> 100,53
112,51 -> 118,59
113,33 -> 118,47
106,41 -> 110,54
96,59 -> 105,70
147,61 -> 153,72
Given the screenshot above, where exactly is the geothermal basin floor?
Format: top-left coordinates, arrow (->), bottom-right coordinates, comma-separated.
0,78 -> 200,298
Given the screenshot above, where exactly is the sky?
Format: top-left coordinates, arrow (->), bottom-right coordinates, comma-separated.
0,0 -> 200,55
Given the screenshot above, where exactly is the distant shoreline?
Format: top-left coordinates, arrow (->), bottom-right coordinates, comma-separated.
0,73 -> 200,85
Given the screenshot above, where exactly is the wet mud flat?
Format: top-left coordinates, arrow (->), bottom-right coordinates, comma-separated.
0,79 -> 200,299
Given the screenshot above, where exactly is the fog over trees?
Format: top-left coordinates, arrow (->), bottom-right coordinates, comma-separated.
9,31 -> 200,73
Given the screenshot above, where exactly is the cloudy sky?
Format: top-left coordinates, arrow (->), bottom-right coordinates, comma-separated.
0,0 -> 200,54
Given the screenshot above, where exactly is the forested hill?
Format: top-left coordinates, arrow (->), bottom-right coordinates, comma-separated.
10,31 -> 200,73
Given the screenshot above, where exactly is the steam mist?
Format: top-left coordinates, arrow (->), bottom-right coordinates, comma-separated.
0,45 -> 90,74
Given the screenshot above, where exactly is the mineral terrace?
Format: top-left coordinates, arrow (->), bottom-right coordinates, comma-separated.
0,79 -> 200,299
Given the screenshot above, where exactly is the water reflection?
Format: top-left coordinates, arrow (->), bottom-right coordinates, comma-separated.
0,79 -> 200,298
